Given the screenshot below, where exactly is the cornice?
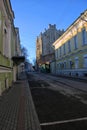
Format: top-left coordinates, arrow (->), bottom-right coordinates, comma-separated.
3,0 -> 14,22
53,10 -> 87,49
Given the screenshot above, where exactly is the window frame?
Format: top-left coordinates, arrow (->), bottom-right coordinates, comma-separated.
74,35 -> 78,49
82,28 -> 87,45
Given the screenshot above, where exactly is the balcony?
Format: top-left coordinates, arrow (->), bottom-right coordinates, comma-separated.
12,56 -> 25,65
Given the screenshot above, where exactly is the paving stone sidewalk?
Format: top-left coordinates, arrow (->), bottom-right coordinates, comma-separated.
0,72 -> 41,130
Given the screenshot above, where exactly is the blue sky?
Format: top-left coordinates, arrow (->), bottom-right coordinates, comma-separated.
10,0 -> 87,64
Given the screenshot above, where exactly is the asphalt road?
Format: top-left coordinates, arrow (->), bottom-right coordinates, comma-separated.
27,72 -> 87,130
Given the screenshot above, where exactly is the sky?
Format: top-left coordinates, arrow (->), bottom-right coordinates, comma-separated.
10,0 -> 87,64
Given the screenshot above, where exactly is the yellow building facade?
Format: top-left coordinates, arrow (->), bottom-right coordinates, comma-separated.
0,0 -> 15,95
53,10 -> 87,77
0,0 -> 22,95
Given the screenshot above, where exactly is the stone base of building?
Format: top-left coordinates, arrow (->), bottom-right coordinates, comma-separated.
56,69 -> 87,77
0,72 -> 12,96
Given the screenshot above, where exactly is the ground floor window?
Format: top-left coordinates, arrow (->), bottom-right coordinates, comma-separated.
64,61 -> 67,69
68,60 -> 72,69
75,57 -> 79,69
84,54 -> 87,68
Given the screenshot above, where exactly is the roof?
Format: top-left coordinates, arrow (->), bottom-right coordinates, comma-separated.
53,9 -> 87,46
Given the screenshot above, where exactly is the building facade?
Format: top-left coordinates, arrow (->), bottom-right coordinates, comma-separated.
36,24 -> 64,72
0,0 -> 15,95
53,10 -> 87,77
12,27 -> 23,81
0,0 -> 22,95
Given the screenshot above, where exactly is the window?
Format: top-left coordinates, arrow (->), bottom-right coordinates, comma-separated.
3,28 -> 8,56
57,49 -> 58,58
82,29 -> 87,45
58,63 -> 61,69
84,55 -> 87,68
68,59 -> 73,69
55,49 -> 58,59
63,44 -> 66,55
64,61 -> 66,69
60,47 -> 61,57
75,57 -> 79,69
3,21 -> 10,58
68,40 -> 71,52
74,35 -> 78,49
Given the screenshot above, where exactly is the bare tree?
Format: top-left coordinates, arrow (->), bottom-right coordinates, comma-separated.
21,45 -> 28,59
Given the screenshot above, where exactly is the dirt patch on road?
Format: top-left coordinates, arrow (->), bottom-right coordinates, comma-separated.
29,80 -> 50,88
27,73 -> 87,130
30,86 -> 87,123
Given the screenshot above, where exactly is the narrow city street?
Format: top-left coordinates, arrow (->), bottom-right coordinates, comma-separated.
0,0 -> 87,130
27,72 -> 87,130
